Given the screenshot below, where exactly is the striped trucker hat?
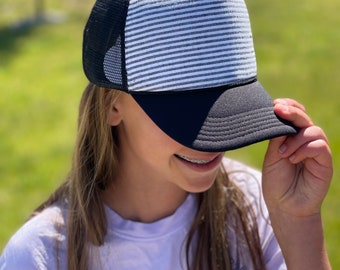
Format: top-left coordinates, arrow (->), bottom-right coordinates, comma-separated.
83,0 -> 297,152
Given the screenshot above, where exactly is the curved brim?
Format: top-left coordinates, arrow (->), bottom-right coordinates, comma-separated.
131,80 -> 298,152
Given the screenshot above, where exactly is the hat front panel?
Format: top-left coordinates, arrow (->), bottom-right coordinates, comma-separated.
123,0 -> 257,93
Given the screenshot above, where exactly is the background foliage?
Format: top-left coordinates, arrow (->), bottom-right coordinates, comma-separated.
1,0 -> 339,267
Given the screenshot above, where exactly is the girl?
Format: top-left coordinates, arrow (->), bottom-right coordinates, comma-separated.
0,0 -> 332,269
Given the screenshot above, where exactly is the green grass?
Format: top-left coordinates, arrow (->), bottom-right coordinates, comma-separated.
1,0 -> 339,268
0,0 -> 91,248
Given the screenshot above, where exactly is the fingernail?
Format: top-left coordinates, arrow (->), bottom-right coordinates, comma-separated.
275,99 -> 287,105
279,144 -> 287,154
280,104 -> 290,112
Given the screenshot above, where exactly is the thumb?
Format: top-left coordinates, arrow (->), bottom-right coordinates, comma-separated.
264,136 -> 287,166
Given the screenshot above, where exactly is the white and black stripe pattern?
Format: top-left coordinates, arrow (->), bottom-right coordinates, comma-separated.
121,0 -> 257,93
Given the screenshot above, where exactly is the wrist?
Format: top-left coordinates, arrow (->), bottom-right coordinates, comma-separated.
269,211 -> 331,270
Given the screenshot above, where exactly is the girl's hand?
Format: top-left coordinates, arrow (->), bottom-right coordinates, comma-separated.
262,98 -> 332,270
262,98 -> 333,217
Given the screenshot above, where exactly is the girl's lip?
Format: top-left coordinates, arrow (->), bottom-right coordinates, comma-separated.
174,153 -> 223,171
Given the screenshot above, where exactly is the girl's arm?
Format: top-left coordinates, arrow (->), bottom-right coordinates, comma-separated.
262,98 -> 332,270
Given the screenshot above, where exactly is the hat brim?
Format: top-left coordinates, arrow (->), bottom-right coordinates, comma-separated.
131,80 -> 298,152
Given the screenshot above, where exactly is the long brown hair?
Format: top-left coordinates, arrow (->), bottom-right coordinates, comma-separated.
32,83 -> 266,269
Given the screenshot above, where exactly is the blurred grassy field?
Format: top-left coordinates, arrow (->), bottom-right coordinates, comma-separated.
1,0 -> 339,267
0,0 -> 91,249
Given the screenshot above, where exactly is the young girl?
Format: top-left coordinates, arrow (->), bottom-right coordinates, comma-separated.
0,0 -> 332,269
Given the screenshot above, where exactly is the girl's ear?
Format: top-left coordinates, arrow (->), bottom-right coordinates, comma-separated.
107,101 -> 123,127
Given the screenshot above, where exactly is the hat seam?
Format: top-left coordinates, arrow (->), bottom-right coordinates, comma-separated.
198,121 -> 286,142
129,77 -> 258,95
197,109 -> 284,139
120,1 -> 129,90
204,107 -> 273,123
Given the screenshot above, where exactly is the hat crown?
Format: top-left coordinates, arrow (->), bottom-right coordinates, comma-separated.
95,0 -> 257,93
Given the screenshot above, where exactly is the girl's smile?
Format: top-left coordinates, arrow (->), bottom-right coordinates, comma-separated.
174,153 -> 224,172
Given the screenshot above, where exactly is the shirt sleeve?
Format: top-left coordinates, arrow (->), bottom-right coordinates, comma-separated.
0,233 -> 47,270
0,206 -> 67,270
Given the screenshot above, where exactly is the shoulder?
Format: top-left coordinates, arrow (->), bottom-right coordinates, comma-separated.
0,203 -> 67,270
222,157 -> 262,200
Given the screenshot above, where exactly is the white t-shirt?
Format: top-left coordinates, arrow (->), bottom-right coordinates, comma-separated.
0,158 -> 287,270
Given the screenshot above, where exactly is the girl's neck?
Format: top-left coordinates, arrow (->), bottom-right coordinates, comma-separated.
102,177 -> 188,223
